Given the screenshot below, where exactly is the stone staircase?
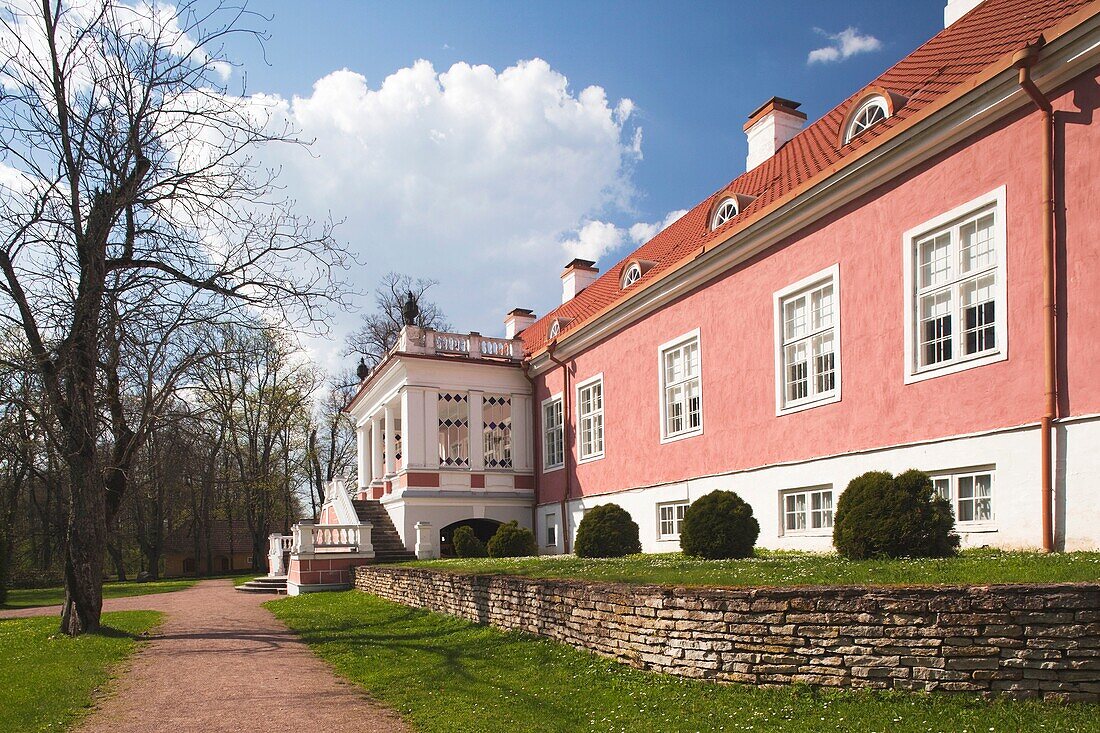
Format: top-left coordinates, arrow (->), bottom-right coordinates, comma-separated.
236,576 -> 288,594
352,499 -> 417,563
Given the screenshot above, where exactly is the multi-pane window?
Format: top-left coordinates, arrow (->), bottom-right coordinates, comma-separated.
661,335 -> 702,439
542,397 -> 564,470
844,96 -> 888,144
577,377 -> 604,461
482,395 -> 512,469
914,206 -> 999,371
932,470 -> 994,524
437,393 -> 469,467
782,488 -> 833,534
658,502 -> 688,540
778,272 -> 838,411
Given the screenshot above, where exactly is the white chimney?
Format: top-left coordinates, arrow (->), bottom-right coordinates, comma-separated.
944,0 -> 984,27
744,97 -> 807,171
561,258 -> 599,304
504,308 -> 536,339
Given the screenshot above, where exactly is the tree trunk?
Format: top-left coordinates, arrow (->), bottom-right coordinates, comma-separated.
61,459 -> 106,635
106,541 -> 127,582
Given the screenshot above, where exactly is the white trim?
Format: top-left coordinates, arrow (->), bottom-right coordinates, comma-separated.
902,186 -> 1008,384
621,263 -> 643,289
844,95 -> 889,145
773,264 -> 842,415
656,500 -> 689,541
710,197 -> 739,230
525,22 -> 1100,377
657,328 -> 704,443
541,392 -> 565,473
930,464 -> 998,532
575,372 -> 605,463
778,484 -> 834,537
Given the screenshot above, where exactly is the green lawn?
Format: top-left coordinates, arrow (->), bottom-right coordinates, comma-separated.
405,549 -> 1100,588
0,611 -> 161,732
270,592 -> 1098,733
1,571 -> 263,609
1,578 -> 196,609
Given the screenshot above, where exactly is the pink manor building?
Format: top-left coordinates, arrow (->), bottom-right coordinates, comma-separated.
274,0 -> 1100,593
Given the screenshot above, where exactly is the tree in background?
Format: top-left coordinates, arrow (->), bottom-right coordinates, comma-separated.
0,1 -> 347,634
345,272 -> 451,367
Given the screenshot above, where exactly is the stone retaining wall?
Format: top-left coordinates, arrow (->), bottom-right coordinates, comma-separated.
354,566 -> 1100,701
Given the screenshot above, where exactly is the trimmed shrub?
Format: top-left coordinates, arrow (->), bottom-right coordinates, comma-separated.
452,525 -> 488,558
574,504 -> 641,558
487,521 -> 538,558
680,490 -> 760,559
832,469 -> 959,559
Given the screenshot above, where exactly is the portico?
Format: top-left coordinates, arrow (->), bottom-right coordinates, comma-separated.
345,326 -> 537,554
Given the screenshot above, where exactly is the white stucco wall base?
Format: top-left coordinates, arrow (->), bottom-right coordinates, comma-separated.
382,493 -> 534,551
537,418 -> 1100,554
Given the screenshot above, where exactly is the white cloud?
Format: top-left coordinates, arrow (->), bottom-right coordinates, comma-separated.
807,27 -> 882,65
253,58 -> 642,358
628,209 -> 688,245
561,220 -> 626,262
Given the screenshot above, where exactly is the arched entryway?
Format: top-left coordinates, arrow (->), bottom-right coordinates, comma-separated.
439,518 -> 503,557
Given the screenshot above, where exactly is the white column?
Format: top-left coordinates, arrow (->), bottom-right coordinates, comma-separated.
469,391 -> 484,470
356,424 -> 369,489
371,414 -> 384,481
425,389 -> 440,468
384,403 -> 396,476
511,394 -> 530,471
401,388 -> 426,468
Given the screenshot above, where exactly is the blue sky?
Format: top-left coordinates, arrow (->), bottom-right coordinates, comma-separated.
222,1 -> 948,363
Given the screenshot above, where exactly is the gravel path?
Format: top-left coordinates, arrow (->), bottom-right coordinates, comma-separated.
2,580 -> 410,733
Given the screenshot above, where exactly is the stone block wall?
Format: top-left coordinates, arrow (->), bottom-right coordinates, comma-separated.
354,566 -> 1100,701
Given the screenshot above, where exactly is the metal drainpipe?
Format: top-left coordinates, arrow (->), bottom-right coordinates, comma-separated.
1013,38 -> 1057,553
547,341 -> 573,554
520,359 -> 540,541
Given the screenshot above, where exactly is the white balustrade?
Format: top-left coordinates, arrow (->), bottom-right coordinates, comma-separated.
394,326 -> 522,362
290,523 -> 374,555
267,533 -> 292,577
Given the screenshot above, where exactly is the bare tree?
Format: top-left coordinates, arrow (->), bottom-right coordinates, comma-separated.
345,272 -> 450,367
0,1 -> 348,634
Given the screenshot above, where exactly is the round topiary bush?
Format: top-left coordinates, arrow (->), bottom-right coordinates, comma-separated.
832,469 -> 959,559
452,525 -> 488,558
487,521 -> 538,558
679,490 -> 760,559
574,503 -> 641,558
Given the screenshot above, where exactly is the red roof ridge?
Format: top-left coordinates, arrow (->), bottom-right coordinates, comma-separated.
520,0 -> 1098,358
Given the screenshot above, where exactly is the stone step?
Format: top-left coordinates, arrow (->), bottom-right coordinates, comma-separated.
236,577 -> 287,594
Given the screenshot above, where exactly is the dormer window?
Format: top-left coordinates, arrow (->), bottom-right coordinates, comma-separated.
548,320 -> 561,339
844,95 -> 889,144
621,263 -> 642,288
710,198 -> 739,230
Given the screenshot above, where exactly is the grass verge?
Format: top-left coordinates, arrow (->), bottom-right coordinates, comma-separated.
2,571 -> 263,609
1,578 -> 196,609
0,610 -> 161,732
405,549 -> 1100,588
270,591 -> 1098,733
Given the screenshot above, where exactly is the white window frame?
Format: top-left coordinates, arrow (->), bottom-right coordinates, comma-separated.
576,373 -> 605,463
773,264 -> 842,415
711,197 -> 739,230
544,513 -> 559,547
930,467 -> 997,532
903,187 -> 1008,384
621,263 -> 642,289
658,329 -> 703,443
779,486 -> 834,537
844,95 -> 890,145
541,393 -> 564,473
657,501 -> 689,541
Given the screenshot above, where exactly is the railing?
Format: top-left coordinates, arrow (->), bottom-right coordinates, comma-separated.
267,533 -> 293,577
393,326 -> 523,362
291,522 -> 373,554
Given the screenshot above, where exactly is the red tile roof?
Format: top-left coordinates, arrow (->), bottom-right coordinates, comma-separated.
519,0 -> 1096,355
